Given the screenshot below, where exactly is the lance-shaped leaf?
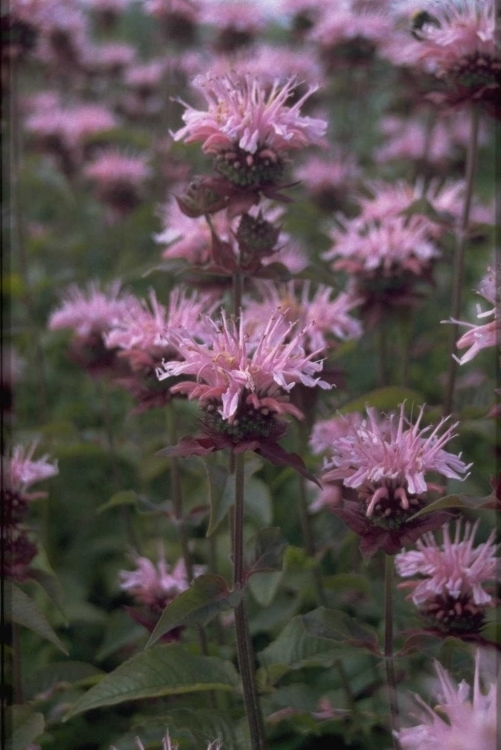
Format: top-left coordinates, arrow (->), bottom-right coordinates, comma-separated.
65,644 -> 239,718
244,527 -> 288,579
204,455 -> 264,536
408,492 -> 501,520
256,442 -> 321,487
6,705 -> 45,750
301,608 -> 380,655
146,575 -> 241,648
5,582 -> 68,655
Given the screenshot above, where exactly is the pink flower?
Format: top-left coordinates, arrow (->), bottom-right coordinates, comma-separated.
119,550 -> 203,607
157,309 -> 331,428
295,152 -> 360,199
143,0 -> 200,24
48,281 -> 132,338
396,520 -> 497,635
447,266 -> 500,364
6,441 -> 58,493
244,280 -> 362,354
84,149 -> 151,216
83,41 -> 136,75
396,652 -> 498,750
201,0 -> 266,35
310,411 -> 365,455
172,74 -> 327,188
400,0 -> 500,114
322,404 -> 471,517
308,3 -> 394,66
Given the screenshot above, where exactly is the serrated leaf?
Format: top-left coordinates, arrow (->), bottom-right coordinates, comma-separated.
165,708 -> 249,750
97,490 -> 139,514
65,645 -> 239,717
5,582 -> 68,655
245,527 -> 288,578
146,575 -> 241,648
258,616 -> 353,672
301,608 -> 380,655
339,388 -> 423,415
27,565 -> 66,618
408,492 -> 501,520
6,705 -> 45,750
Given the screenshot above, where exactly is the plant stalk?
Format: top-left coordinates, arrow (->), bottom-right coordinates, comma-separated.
443,104 -> 480,416
384,553 -> 399,748
233,452 -> 267,750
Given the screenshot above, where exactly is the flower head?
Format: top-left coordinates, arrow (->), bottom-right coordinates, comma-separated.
396,520 -> 498,635
84,149 -> 151,216
396,651 -> 498,750
6,441 -> 58,494
447,266 -> 500,365
320,404 -> 471,555
244,280 -> 362,355
401,0 -> 500,114
157,309 -> 330,432
172,73 -> 327,189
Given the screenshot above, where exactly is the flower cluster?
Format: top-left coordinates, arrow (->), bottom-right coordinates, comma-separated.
172,73 -> 327,190
119,549 -> 205,638
2,442 -> 58,580
321,404 -> 471,555
449,265 -> 500,365
396,520 -> 498,635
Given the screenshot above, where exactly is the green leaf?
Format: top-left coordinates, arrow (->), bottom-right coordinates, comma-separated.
408,492 -> 501,520
97,490 -> 139,514
339,387 -> 423,415
65,644 -> 239,717
322,573 -> 372,597
247,571 -> 284,607
27,565 -> 66,618
5,582 -> 68,655
204,455 -> 264,536
204,461 -> 232,536
258,616 -> 352,673
6,705 -> 45,750
244,527 -> 288,577
165,708 -> 249,750
301,608 -> 380,655
243,478 -> 273,526
146,575 -> 241,648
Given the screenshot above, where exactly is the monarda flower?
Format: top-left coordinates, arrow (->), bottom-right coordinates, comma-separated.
48,281 -> 133,376
2,442 -> 58,580
395,520 -> 498,637
401,0 -> 500,117
395,651 -> 498,750
201,0 -> 266,53
155,310 -> 330,480
447,265 -> 500,365
143,0 -> 200,44
294,152 -> 360,212
119,549 -> 205,638
84,149 -> 151,219
105,288 -> 216,412
172,73 -> 327,192
321,404 -> 471,556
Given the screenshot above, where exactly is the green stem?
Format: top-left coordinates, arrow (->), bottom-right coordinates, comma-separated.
98,381 -> 140,551
443,105 -> 480,417
166,405 -> 213,668
378,320 -> 388,388
384,554 -> 399,748
233,453 -> 267,750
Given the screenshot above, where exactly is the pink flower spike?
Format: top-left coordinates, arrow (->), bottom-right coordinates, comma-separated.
48,281 -> 132,338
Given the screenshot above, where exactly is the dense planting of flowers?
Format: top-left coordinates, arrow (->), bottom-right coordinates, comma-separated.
4,1 -> 498,749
